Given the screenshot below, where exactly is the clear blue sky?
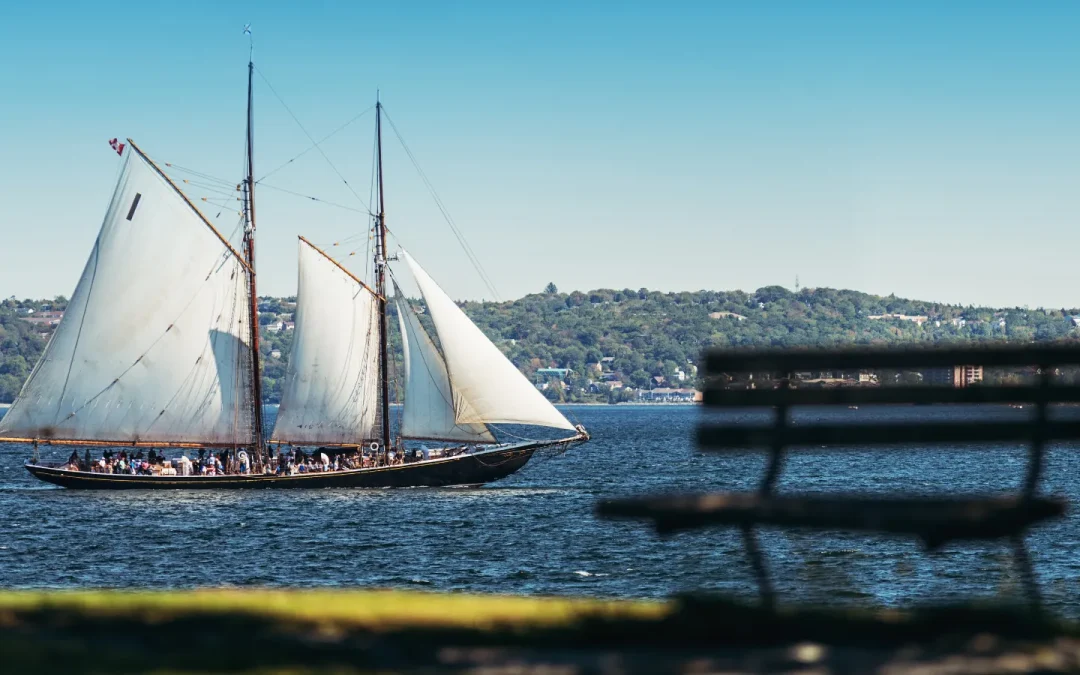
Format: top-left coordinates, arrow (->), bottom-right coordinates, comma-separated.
1,1 -> 1077,307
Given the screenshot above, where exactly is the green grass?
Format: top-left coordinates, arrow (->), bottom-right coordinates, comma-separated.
0,587 -> 668,631
3,589 -> 1078,673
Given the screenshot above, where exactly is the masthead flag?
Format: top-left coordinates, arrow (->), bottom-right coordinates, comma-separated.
108,138 -> 125,156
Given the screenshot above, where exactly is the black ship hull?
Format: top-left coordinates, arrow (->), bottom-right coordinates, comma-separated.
23,441 -> 556,490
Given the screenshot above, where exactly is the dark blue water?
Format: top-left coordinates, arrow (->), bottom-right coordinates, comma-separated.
2,404 -> 1080,614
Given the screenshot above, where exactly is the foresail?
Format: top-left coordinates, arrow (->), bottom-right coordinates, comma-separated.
398,250 -> 575,431
396,295 -> 494,443
0,147 -> 255,445
271,239 -> 380,445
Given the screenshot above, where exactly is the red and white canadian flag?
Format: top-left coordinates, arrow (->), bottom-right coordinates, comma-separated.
108,138 -> 125,156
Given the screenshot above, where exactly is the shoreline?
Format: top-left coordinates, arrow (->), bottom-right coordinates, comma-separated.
258,401 -> 702,408
558,401 -> 700,406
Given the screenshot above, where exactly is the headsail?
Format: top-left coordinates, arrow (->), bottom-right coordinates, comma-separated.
0,146 -> 255,445
271,238 -> 380,445
395,293 -> 495,443
398,250 -> 576,431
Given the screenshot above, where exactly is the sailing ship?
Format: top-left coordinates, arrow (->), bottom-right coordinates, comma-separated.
4,58 -> 588,490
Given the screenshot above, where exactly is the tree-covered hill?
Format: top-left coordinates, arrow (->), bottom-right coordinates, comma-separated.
3,286 -> 1079,404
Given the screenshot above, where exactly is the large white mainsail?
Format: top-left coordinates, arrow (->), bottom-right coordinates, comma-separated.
271,238 -> 380,445
395,294 -> 495,443
0,145 -> 255,445
398,250 -> 576,431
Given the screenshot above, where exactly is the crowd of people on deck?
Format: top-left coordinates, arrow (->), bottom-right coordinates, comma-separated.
60,443 -> 480,477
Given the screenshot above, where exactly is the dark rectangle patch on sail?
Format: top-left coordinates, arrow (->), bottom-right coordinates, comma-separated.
126,193 -> 142,221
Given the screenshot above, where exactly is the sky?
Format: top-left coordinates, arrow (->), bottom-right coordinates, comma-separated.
0,1 -> 1078,307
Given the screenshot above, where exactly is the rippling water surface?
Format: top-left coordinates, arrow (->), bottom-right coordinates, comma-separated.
2,404 -> 1079,613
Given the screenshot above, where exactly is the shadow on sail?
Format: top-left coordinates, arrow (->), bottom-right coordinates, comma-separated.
207,327 -> 254,446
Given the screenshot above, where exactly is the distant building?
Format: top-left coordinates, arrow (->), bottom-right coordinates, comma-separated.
284,321 -> 295,331
674,369 -> 686,382
20,310 -> 64,326
265,320 -> 284,333
638,388 -> 700,403
589,380 -> 625,393
868,314 -> 929,325
925,365 -> 983,388
1069,316 -> 1080,327
955,365 -> 984,387
535,367 -> 571,381
709,311 -> 747,321
270,349 -> 282,359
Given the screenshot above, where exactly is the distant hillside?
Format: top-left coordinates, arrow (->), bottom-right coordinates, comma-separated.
3,287 -> 1079,404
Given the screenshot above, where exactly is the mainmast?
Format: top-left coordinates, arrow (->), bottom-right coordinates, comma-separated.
242,58 -> 265,455
375,99 -> 392,451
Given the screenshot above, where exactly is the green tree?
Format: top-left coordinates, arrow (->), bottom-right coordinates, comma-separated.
0,373 -> 21,403
0,355 -> 28,379
629,369 -> 652,389
545,282 -> 558,294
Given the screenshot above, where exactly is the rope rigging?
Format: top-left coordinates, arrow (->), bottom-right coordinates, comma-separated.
254,65 -> 372,214
379,106 -> 501,301
181,179 -> 241,200
257,182 -> 367,214
161,161 -> 366,227
163,162 -> 236,188
257,105 -> 376,183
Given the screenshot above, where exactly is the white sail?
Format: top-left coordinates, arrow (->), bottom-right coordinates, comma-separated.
398,250 -> 575,431
0,147 -> 255,445
396,295 -> 494,443
271,239 -> 380,445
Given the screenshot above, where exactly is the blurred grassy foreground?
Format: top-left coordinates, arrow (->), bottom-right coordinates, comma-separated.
4,588 -> 1080,673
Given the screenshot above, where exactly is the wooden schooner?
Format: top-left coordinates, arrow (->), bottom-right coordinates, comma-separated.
6,59 -> 588,490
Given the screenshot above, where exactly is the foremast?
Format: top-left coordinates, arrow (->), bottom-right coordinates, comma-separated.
374,99 -> 392,451
242,58 -> 265,458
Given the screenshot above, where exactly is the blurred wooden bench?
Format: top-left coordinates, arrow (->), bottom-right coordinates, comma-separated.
598,343 -> 1080,607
